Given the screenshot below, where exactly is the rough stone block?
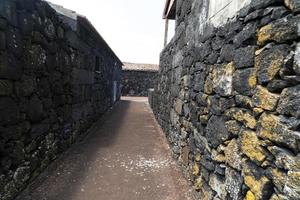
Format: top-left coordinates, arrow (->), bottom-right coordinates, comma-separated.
233,68 -> 256,96
26,95 -> 45,123
255,45 -> 290,84
253,86 -> 280,111
0,97 -> 20,125
233,22 -> 258,47
24,45 -> 47,74
205,115 -> 230,148
234,46 -> 255,69
224,139 -> 242,170
18,11 -> 34,35
277,85 -> 300,118
284,171 -> 300,199
0,0 -> 18,26
72,68 -> 94,85
241,129 -> 266,164
257,17 -> 299,46
15,75 -> 36,97
258,113 -> 300,152
0,53 -> 22,80
225,168 -> 243,200
212,62 -> 235,97
219,44 -> 235,62
0,79 -> 12,96
208,174 -> 227,199
285,0 -> 300,13
225,108 -> 256,129
6,28 -> 23,57
0,31 -> 5,50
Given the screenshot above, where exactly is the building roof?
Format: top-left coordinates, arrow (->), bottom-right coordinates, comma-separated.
122,62 -> 159,72
163,0 -> 176,19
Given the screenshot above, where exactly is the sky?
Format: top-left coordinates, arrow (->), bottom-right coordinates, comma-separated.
48,0 -> 175,64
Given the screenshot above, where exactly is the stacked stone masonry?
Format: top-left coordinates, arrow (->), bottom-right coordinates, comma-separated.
121,63 -> 158,97
122,70 -> 158,97
151,0 -> 300,199
0,0 -> 122,199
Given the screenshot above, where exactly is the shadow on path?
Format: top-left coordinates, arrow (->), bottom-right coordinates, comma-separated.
16,97 -> 194,200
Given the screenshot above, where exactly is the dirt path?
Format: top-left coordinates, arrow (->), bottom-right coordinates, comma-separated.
16,97 -> 194,200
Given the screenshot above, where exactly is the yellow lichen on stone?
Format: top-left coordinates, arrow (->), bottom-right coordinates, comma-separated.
212,149 -> 226,163
253,86 -> 279,111
272,168 -> 287,191
258,113 -> 278,141
204,73 -> 214,95
257,24 -> 273,45
246,191 -> 256,200
227,109 -> 257,129
285,171 -> 300,198
225,120 -> 241,135
199,115 -> 209,124
257,23 -> 289,46
244,175 -> 270,199
194,177 -> 203,190
193,163 -> 200,176
267,59 -> 283,82
241,130 -> 266,163
248,71 -> 257,89
253,108 -> 264,116
195,153 -> 201,162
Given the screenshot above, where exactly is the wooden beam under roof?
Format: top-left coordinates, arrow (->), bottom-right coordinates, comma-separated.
163,0 -> 176,19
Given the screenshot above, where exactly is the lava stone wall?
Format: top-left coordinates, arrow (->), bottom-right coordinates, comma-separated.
0,0 -> 122,199
151,0 -> 300,199
121,70 -> 157,96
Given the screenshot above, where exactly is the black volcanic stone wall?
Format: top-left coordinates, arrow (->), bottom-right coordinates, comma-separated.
151,0 -> 300,199
121,70 -> 157,96
0,0 -> 122,199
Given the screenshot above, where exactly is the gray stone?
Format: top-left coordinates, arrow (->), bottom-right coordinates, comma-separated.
24,45 -> 47,75
232,68 -> 255,96
267,80 -> 290,93
13,167 -> 30,187
15,75 -> 36,97
27,95 -> 45,123
44,18 -> 56,39
0,0 -> 18,26
209,174 -> 227,199
18,11 -> 34,35
206,116 -> 230,148
271,6 -> 290,19
293,43 -> 300,75
256,45 -> 290,85
219,44 -> 235,63
268,146 -> 300,171
250,0 -> 284,10
0,79 -> 13,96
233,22 -> 258,47
0,18 -> 7,30
0,31 -> 5,50
209,96 -> 235,115
244,9 -> 265,22
234,46 -> 255,69
0,97 -> 20,125
0,53 -> 22,80
277,85 -> 300,118
225,168 -> 243,200
212,63 -> 235,97
6,29 -> 23,57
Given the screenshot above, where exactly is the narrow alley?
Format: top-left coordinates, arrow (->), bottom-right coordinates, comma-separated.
16,97 -> 193,200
